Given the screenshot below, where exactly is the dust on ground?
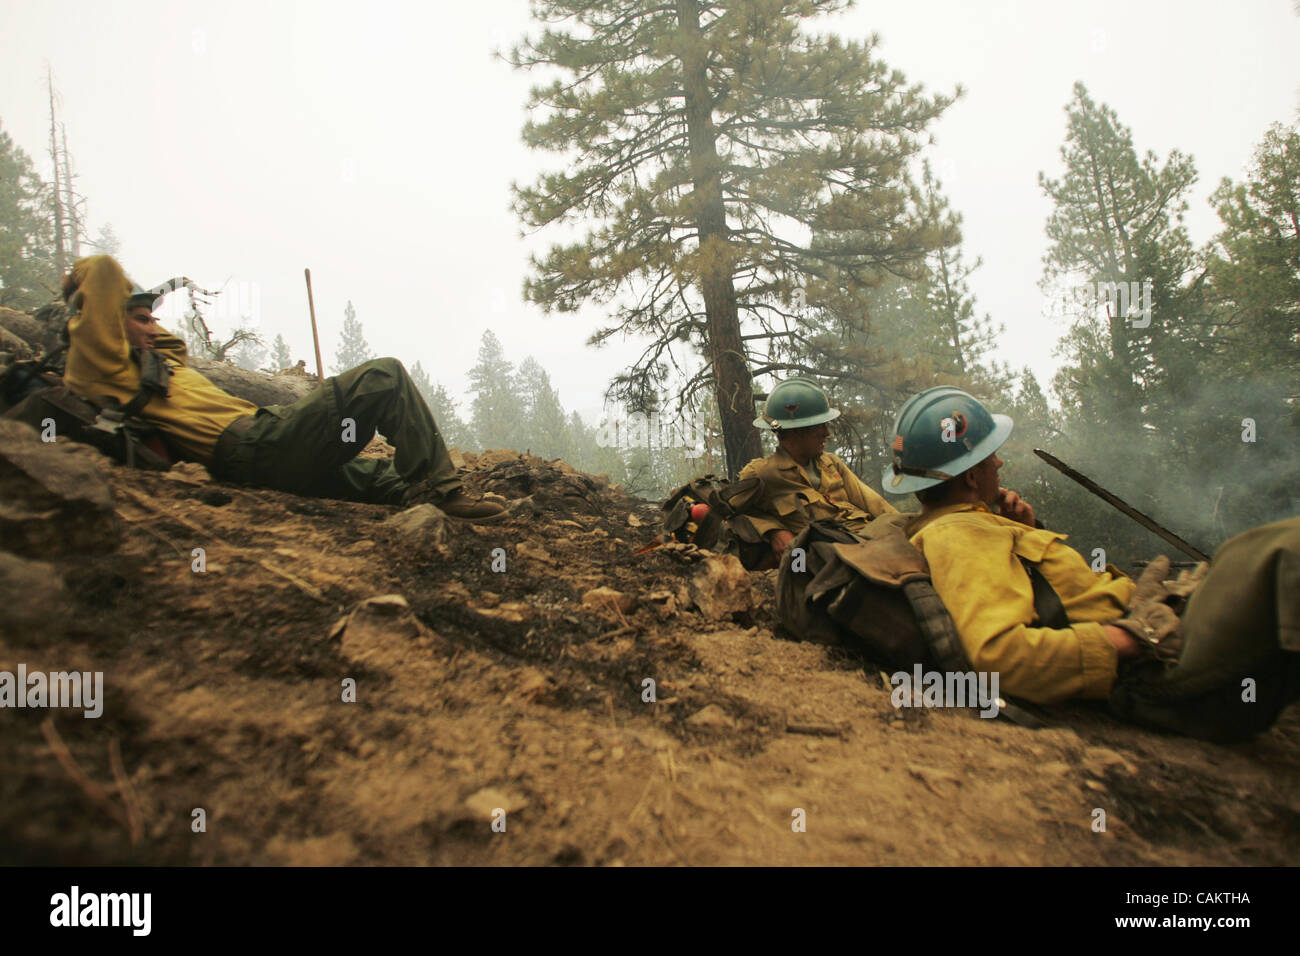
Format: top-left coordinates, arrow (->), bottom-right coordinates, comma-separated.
2,444 -> 1298,866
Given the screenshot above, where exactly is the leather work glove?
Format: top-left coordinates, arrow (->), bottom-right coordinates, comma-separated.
1112,556 -> 1182,663
1161,561 -> 1209,614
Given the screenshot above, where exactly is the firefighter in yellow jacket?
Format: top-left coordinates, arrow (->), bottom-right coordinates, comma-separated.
738,377 -> 896,562
885,385 -> 1299,740
60,254 -> 505,519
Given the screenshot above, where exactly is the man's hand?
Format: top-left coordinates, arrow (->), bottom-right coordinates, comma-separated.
1104,624 -> 1142,659
996,488 -> 1036,527
767,530 -> 795,556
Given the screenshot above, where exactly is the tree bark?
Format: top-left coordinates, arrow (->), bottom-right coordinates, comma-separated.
675,0 -> 762,479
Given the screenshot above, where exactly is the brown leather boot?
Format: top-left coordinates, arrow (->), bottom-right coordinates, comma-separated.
437,488 -> 508,522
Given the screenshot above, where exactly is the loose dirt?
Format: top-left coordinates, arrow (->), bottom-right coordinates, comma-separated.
3,449 -> 1297,865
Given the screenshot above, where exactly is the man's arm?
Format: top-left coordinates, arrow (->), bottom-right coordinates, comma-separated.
737,459 -> 807,553
919,518 -> 1120,703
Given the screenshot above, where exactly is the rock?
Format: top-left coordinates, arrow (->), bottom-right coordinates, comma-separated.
474,602 -> 532,623
463,786 -> 528,821
1082,746 -> 1138,777
357,594 -> 410,614
0,326 -> 32,358
185,357 -> 314,407
689,554 -> 754,620
164,461 -> 212,485
687,704 -> 735,729
0,420 -> 120,557
0,550 -> 66,634
581,586 -> 638,616
645,589 -> 678,619
330,593 -> 434,646
0,308 -> 58,353
382,504 -> 448,552
516,541 -> 556,564
515,667 -> 554,703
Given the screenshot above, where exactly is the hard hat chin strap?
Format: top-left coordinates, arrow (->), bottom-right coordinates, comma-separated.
891,457 -> 956,482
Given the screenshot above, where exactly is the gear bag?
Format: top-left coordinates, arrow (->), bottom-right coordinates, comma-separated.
1,376 -> 173,471
659,475 -> 770,569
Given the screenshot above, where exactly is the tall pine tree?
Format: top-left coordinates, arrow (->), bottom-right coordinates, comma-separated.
271,334 -> 292,370
510,0 -> 957,476
0,123 -> 58,310
468,330 -> 524,451
331,300 -> 374,374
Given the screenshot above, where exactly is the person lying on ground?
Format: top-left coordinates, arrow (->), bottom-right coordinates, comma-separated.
60,254 -> 506,521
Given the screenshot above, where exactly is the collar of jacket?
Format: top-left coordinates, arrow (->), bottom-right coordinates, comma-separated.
772,444 -> 830,479
912,501 -> 1068,561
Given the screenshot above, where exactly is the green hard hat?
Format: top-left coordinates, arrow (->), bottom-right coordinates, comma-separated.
753,377 -> 841,431
125,281 -> 161,312
881,386 -> 1013,494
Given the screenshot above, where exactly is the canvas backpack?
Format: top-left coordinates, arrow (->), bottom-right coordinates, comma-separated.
659,474 -> 772,570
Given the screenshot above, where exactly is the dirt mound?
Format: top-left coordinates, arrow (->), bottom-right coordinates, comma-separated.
1,441 -> 1298,865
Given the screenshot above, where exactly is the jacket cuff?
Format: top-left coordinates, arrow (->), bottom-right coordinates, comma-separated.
1073,621 -> 1120,698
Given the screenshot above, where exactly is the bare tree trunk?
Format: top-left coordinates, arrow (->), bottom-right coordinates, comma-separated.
675,0 -> 761,479
60,125 -> 80,257
46,67 -> 67,277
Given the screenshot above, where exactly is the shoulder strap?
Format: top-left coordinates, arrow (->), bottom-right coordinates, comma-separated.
1019,558 -> 1070,630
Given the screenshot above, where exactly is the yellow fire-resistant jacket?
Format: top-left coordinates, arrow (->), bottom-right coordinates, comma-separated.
908,503 -> 1136,704
62,255 -> 258,465
737,446 -> 896,539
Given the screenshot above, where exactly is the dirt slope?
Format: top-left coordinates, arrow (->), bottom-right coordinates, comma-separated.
2,444 -> 1298,866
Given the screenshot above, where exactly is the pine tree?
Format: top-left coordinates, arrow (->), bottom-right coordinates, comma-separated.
330,300 -> 374,374
467,330 -> 524,451
271,334 -> 292,370
510,0 -> 958,477
409,360 -> 473,450
1206,122 -> 1300,389
1039,82 -> 1200,424
516,356 -> 572,460
0,123 -> 58,310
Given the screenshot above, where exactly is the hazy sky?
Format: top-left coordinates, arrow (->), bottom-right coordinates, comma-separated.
2,0 -> 1297,423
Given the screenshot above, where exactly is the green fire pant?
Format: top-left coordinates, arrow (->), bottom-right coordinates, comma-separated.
1109,515 -> 1300,742
211,357 -> 461,505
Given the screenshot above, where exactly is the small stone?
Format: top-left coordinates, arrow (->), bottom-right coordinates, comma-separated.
381,504 -> 448,551
357,594 -> 409,614
164,461 -> 211,484
516,541 -> 556,564
463,787 -> 528,821
581,586 -> 638,616
686,704 -> 734,729
689,554 -> 755,620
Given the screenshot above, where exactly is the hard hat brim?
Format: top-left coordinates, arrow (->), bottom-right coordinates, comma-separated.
753,407 -> 841,431
881,414 -> 1014,495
